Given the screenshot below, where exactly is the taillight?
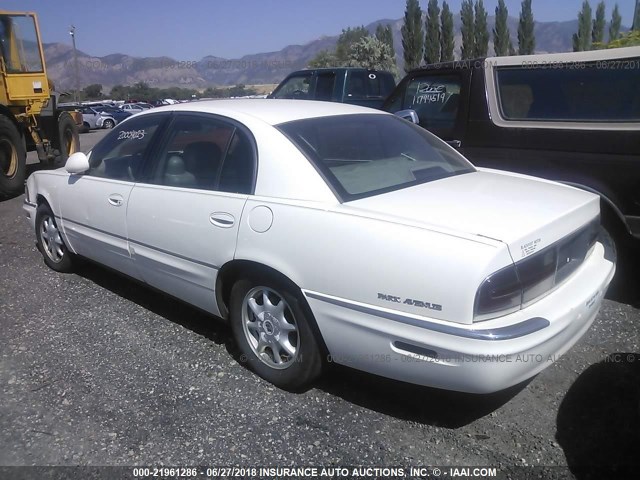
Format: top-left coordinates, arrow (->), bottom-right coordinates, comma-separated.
474,217 -> 600,321
474,265 -> 522,321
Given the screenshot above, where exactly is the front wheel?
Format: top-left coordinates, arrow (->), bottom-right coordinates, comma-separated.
35,203 -> 75,272
230,277 -> 323,391
102,119 -> 115,129
0,115 -> 27,197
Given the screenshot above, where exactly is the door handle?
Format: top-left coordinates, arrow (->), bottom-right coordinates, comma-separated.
209,212 -> 235,228
446,139 -> 462,148
108,194 -> 124,207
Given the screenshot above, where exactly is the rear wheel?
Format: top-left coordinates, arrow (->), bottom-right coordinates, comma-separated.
230,276 -> 323,391
35,203 -> 75,272
52,112 -> 80,168
102,118 -> 115,129
0,116 -> 27,197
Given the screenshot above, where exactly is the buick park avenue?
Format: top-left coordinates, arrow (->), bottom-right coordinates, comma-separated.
24,100 -> 615,393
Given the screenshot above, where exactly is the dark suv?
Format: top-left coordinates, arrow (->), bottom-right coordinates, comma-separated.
384,47 -> 640,253
270,68 -> 396,109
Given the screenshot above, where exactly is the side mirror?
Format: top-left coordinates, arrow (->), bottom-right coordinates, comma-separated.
65,151 -> 90,174
394,109 -> 419,124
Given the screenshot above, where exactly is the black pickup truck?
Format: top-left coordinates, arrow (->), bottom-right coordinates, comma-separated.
269,68 -> 396,109
383,47 -> 640,254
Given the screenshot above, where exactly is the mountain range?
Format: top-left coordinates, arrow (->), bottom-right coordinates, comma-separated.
44,14 -> 621,92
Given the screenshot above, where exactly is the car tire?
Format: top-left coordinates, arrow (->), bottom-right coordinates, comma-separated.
103,119 -> 115,129
0,115 -> 27,197
35,203 -> 75,273
53,112 -> 80,168
230,276 -> 323,391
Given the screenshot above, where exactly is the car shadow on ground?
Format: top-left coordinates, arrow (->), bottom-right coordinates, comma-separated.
74,261 -> 231,347
316,365 -> 528,428
73,260 -> 526,428
556,353 -> 640,479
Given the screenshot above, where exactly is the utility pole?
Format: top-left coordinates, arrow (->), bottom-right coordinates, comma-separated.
69,25 -> 80,103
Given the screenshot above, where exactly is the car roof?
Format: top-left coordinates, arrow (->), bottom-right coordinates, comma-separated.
136,99 -> 387,126
407,45 -> 640,74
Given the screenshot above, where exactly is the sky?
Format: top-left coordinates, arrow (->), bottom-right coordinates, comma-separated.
5,0 -> 637,60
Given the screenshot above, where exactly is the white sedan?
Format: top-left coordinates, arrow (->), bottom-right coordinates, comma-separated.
23,100 -> 615,393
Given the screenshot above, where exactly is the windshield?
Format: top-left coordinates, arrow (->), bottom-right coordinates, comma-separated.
278,114 -> 475,201
0,14 -> 44,73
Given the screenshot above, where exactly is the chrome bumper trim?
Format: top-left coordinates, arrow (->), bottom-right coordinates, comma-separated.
304,291 -> 550,341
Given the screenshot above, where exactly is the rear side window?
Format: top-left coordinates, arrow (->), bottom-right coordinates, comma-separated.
315,72 -> 336,101
496,61 -> 640,122
401,75 -> 462,138
346,71 -> 395,99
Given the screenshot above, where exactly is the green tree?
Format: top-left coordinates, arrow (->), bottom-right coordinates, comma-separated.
402,0 -> 424,72
376,24 -> 394,51
474,0 -> 489,57
493,0 -> 512,56
348,36 -> 398,76
83,83 -> 103,99
460,0 -> 475,59
634,0 -> 640,30
606,29 -> 640,47
440,1 -> 455,61
592,2 -> 606,47
573,1 -> 593,51
202,87 -> 229,98
518,0 -> 536,54
375,24 -> 395,64
130,81 -> 154,101
309,26 -> 369,67
228,84 -> 257,97
609,4 -> 622,41
336,26 -> 370,61
424,0 -> 441,64
308,49 -> 339,68
110,84 -> 128,99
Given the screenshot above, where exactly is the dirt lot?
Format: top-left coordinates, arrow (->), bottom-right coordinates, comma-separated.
1,129 -> 639,479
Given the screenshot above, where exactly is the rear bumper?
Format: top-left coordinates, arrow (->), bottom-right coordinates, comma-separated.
304,240 -> 615,394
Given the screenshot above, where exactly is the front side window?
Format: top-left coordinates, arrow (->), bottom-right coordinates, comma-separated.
87,114 -> 166,181
148,115 -> 255,194
278,114 -> 474,201
401,75 -> 462,138
496,62 -> 640,122
0,15 -> 44,73
271,74 -> 313,99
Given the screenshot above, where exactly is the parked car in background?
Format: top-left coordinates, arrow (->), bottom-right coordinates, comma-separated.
383,46 -> 640,256
93,106 -> 132,125
24,99 -> 614,394
75,105 -> 117,130
120,103 -> 146,114
269,68 -> 396,109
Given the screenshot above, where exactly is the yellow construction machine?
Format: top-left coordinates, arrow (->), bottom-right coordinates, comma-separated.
0,11 -> 80,196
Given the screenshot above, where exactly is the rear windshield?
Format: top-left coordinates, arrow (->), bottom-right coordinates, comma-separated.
277,114 -> 475,201
496,61 -> 640,122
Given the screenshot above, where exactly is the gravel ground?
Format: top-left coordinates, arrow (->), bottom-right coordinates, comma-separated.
1,129 -> 639,479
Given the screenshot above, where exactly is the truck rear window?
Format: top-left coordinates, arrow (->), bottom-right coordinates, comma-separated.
496,61 -> 640,122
